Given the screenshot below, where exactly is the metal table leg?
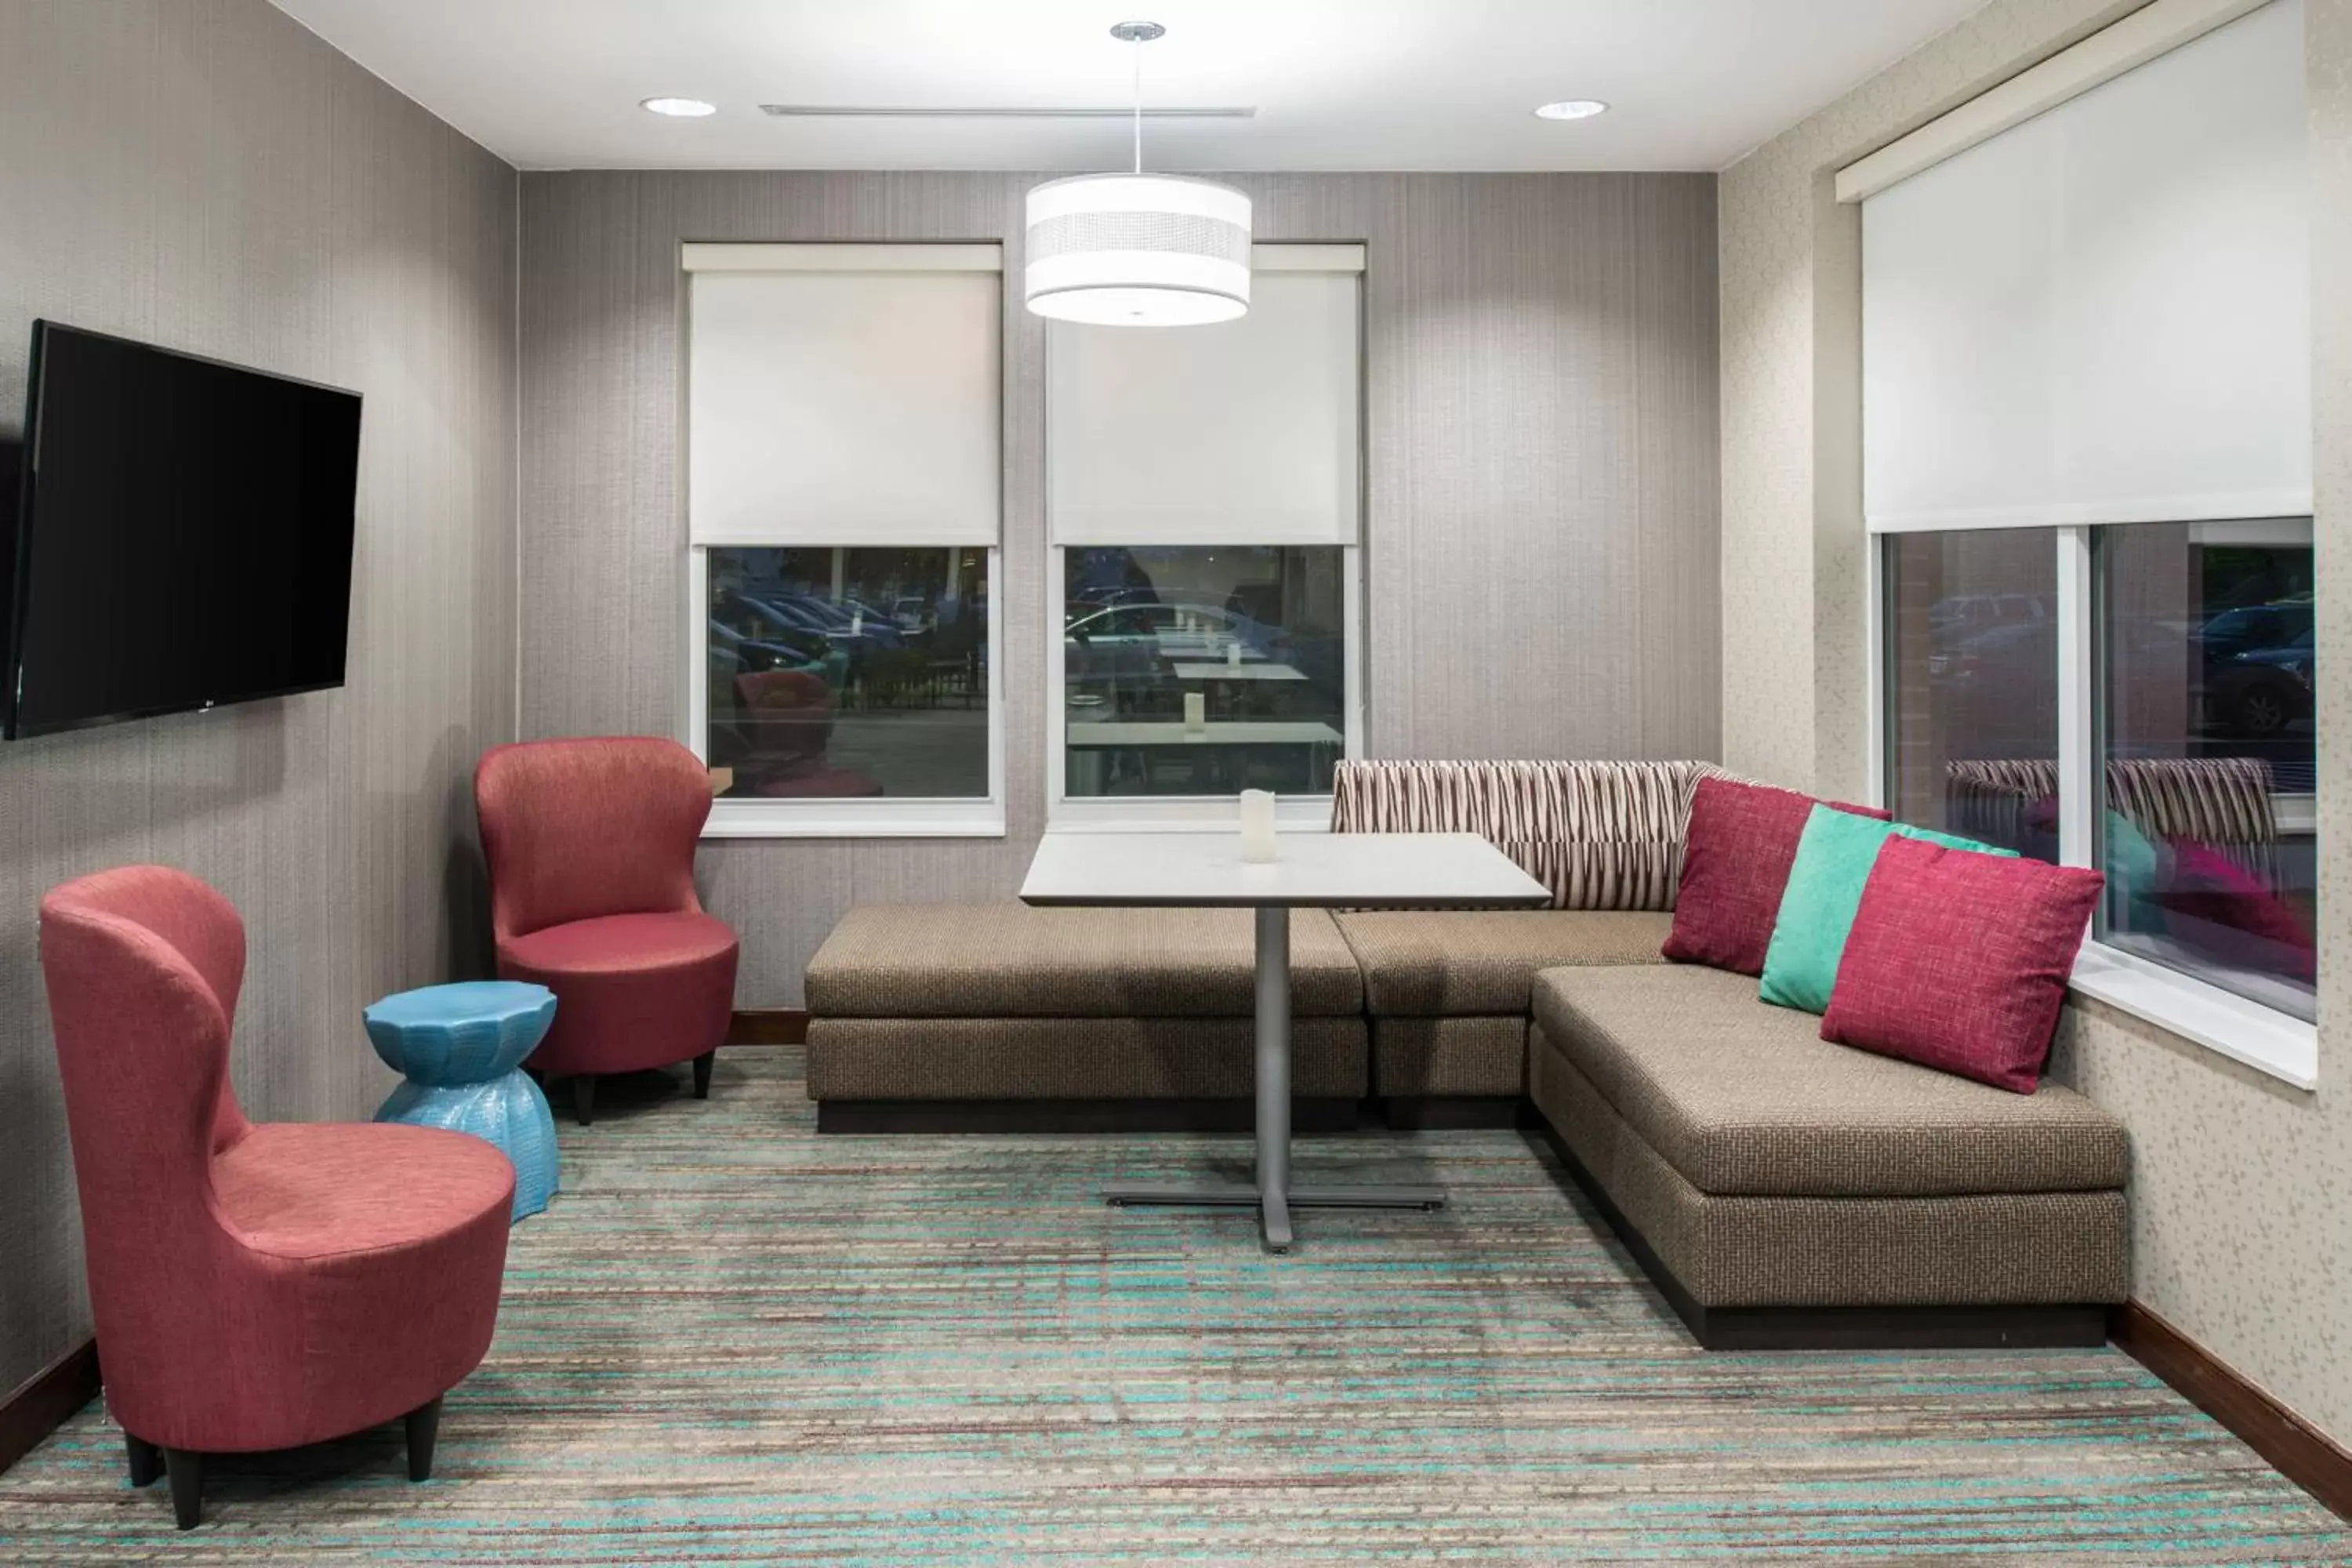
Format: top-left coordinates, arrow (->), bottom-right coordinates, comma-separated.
1102,902 -> 1448,1252
1254,903 -> 1292,1250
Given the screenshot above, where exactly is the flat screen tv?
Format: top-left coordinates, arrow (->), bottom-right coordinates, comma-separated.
3,322 -> 361,739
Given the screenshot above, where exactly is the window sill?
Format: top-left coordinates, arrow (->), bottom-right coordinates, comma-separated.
2068,942 -> 2316,1091
702,799 -> 1006,840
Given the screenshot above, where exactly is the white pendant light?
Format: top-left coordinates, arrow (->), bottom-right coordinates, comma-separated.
1025,22 -> 1250,327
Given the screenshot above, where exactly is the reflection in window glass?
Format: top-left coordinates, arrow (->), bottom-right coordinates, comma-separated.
706,546 -> 989,800
1063,546 -> 1347,797
1884,530 -> 2060,861
2100,521 -> 2315,1020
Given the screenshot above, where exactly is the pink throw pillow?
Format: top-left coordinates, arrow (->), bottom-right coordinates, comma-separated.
1663,776 -> 1889,976
1821,836 -> 2103,1094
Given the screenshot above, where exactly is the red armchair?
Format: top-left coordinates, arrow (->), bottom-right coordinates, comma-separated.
474,737 -> 739,1125
38,866 -> 514,1530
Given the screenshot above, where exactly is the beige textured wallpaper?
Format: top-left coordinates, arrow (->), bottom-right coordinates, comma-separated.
519,171 -> 1722,1005
1720,0 -> 2352,1443
0,0 -> 519,1396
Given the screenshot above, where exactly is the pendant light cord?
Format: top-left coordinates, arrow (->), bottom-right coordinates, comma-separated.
1131,33 -> 1143,174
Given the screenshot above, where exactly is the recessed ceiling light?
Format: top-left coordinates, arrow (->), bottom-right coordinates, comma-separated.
641,96 -> 717,118
1534,100 -> 1609,122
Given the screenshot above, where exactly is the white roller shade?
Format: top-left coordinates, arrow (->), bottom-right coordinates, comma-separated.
1862,0 -> 2309,532
687,245 -> 1001,546
1049,246 -> 1363,546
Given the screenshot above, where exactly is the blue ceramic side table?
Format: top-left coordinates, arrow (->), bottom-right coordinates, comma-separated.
366,981 -> 560,1223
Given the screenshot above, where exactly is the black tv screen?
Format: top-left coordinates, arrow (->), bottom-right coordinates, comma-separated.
4,322 -> 361,739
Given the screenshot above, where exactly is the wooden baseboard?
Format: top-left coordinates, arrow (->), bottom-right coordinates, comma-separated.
2111,1301 -> 2352,1522
728,1007 -> 810,1046
0,1339 -> 99,1476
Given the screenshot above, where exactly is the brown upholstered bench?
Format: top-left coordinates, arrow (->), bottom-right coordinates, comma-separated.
1526,964 -> 2130,1348
1332,909 -> 1674,1123
804,903 -> 1368,1132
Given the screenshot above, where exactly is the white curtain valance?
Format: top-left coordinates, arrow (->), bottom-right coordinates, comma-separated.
1048,245 -> 1363,547
687,245 -> 1002,548
1861,0 -> 2310,534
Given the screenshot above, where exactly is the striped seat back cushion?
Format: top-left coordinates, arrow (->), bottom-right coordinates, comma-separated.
1327,760 -> 1728,910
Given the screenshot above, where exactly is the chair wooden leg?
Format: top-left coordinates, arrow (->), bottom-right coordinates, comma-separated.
164,1448 -> 203,1530
124,1432 -> 162,1487
692,1049 -> 715,1100
405,1396 -> 442,1483
571,1074 -> 595,1127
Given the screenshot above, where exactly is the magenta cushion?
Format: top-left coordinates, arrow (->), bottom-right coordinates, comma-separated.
1662,776 -> 1890,976
502,909 -> 738,975
500,911 -> 739,1076
1820,835 -> 2104,1094
214,1122 -> 514,1261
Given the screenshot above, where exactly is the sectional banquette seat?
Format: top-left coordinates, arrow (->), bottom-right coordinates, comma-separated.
804,759 -> 2133,1347
804,903 -> 1369,1132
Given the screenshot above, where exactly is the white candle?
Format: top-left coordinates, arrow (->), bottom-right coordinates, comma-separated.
1239,788 -> 1279,862
1226,641 -> 1242,666
1184,691 -> 1206,733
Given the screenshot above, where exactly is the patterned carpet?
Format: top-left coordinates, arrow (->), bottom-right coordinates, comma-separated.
2,1044 -> 2347,1565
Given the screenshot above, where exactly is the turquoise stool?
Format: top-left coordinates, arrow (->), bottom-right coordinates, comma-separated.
366,981 -> 560,1223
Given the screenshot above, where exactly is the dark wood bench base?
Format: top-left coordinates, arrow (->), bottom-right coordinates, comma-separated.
818,1097 -> 1363,1135
1376,1095 -> 1535,1131
1540,1126 -> 2111,1352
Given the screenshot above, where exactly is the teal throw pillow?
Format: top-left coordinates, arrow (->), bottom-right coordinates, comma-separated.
1757,804 -> 2016,1014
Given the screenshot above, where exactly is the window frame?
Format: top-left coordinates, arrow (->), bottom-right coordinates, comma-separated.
686,544 -> 1007,840
1044,543 -> 1365,832
681,240 -> 1008,840
1873,520 -> 2318,1089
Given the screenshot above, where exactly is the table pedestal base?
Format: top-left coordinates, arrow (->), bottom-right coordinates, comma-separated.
1100,906 -> 1448,1254
1102,1182 -> 1448,1254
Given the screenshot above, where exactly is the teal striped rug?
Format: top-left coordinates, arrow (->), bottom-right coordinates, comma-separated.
2,1044 -> 2345,1564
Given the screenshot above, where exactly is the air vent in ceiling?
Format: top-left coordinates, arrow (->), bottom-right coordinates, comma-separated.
757,104 -> 1255,120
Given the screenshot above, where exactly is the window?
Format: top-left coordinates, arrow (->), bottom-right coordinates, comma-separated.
1878,521 -> 2320,1073
1062,546 -> 1348,799
706,546 -> 990,800
1044,245 -> 1365,822
2097,521 -> 2316,1020
683,244 -> 1004,836
1883,531 -> 2060,860
1858,2 -> 2314,1076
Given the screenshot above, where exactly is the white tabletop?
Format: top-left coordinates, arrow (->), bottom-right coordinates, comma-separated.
1020,830 -> 1552,909
1169,662 -> 1308,682
1152,633 -> 1263,659
1065,720 -> 1345,748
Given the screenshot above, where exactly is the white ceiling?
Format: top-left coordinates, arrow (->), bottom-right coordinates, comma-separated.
270,0 -> 1988,174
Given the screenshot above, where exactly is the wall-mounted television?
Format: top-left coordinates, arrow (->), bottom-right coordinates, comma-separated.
3,322 -> 362,739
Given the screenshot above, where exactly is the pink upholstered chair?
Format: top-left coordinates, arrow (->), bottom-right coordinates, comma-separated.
474,737 -> 739,1126
38,867 -> 514,1530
